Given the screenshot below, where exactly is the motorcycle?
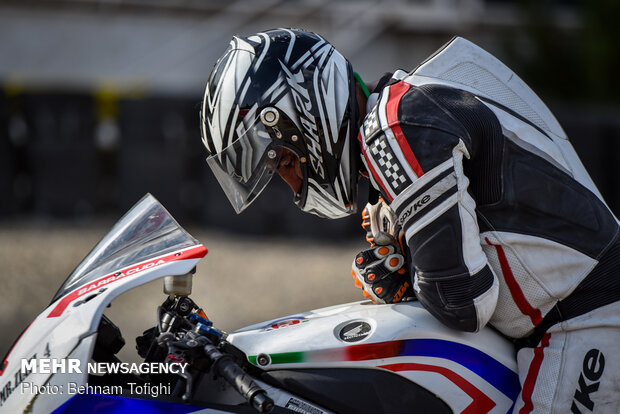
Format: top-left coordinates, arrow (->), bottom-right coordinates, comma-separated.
0,194 -> 520,414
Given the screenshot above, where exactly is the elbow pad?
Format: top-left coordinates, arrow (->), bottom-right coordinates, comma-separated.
414,266 -> 497,332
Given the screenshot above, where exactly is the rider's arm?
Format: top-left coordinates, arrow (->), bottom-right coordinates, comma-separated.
362,82 -> 499,332
392,132 -> 498,332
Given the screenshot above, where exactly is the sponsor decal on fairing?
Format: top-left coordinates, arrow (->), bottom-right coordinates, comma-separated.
338,321 -> 372,343
263,317 -> 310,331
248,338 -> 520,413
47,245 -> 207,318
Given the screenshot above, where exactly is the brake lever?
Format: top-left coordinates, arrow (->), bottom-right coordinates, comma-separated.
155,305 -> 271,410
176,369 -> 193,401
157,332 -> 194,400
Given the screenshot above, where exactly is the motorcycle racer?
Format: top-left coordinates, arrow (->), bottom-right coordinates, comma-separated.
200,29 -> 620,413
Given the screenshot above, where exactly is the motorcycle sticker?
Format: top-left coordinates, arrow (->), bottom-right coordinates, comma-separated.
247,337 -> 520,409
47,245 -> 207,318
338,321 -> 372,342
264,317 -> 309,331
285,397 -> 326,414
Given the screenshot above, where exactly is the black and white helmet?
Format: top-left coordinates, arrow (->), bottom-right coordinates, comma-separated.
201,28 -> 359,219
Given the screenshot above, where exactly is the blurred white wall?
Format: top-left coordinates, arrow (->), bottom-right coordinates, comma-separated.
0,0 -> 575,94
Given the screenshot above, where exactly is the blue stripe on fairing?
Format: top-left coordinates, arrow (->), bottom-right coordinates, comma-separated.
50,341 -> 521,413
400,338 -> 520,401
52,393 -> 202,413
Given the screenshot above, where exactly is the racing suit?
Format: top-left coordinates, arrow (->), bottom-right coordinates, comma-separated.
358,43 -> 620,413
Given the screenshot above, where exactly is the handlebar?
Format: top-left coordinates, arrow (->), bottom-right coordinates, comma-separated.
156,296 -> 274,412
203,343 -> 274,413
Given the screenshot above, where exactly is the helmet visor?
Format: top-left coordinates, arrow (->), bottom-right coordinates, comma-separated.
206,118 -> 283,214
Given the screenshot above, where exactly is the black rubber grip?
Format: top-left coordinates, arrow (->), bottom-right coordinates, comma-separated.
204,343 -> 274,412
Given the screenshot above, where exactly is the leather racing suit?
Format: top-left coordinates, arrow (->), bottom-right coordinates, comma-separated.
358,39 -> 620,413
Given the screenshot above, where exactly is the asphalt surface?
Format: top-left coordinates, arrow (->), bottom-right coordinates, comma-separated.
0,222 -> 366,362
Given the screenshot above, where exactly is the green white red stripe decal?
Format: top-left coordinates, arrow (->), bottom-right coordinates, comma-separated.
249,338 -> 519,413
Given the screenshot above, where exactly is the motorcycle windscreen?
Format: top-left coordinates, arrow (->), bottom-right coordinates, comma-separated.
50,194 -> 199,303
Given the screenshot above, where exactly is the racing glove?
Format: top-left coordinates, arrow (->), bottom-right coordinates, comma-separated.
351,200 -> 414,304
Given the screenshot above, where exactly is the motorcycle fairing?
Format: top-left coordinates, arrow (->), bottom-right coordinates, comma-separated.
227,301 -> 519,414
47,244 -> 206,318
263,368 -> 452,414
251,338 -> 517,398
52,392 -> 305,414
192,371 -> 335,414
52,393 -> 201,413
2,193 -> 521,413
0,194 -> 207,414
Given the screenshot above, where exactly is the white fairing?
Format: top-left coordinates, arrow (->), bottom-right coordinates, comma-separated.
228,300 -> 519,414
0,256 -> 203,414
0,195 -> 206,413
1,193 -> 520,413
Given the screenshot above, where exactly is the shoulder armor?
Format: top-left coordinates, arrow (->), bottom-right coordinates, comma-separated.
403,37 -> 567,140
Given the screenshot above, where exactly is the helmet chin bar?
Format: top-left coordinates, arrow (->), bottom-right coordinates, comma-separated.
294,182 -> 356,219
282,62 -> 361,220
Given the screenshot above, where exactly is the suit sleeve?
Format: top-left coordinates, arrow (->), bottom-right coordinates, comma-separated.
392,132 -> 498,332
360,81 -> 498,332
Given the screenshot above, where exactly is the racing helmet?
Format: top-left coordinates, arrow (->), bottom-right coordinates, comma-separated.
200,28 -> 359,218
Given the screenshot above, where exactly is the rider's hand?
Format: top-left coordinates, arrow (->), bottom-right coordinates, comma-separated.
351,243 -> 412,304
351,201 -> 414,304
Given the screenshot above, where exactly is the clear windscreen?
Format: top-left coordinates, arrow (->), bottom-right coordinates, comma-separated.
51,194 -> 199,303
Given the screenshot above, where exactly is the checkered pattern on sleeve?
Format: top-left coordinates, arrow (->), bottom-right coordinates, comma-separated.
369,137 -> 409,192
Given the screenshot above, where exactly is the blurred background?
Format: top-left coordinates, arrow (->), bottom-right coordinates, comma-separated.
1,0 -> 619,361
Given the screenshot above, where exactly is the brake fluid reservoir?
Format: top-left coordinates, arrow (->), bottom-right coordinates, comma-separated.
164,273 -> 193,296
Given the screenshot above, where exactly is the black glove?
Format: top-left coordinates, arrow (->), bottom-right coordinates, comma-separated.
351,200 -> 414,304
